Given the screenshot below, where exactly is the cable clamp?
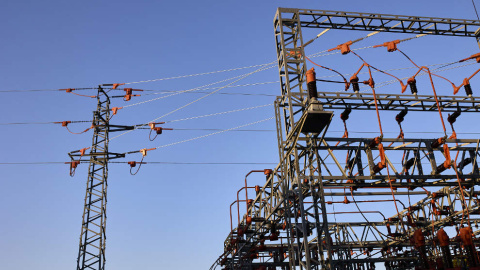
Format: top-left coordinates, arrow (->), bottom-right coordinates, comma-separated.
128,161 -> 147,168
112,83 -> 125,89
128,160 -> 147,175
148,122 -> 172,140
80,147 -> 89,156
139,148 -> 156,156
362,78 -> 375,88
328,41 -> 353,55
54,121 -> 72,127
123,88 -> 143,101
153,127 -> 173,134
66,160 -> 80,177
111,107 -> 123,115
149,122 -> 165,130
373,40 -> 400,52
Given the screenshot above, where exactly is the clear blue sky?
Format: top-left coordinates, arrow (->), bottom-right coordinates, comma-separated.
1,0 -> 480,269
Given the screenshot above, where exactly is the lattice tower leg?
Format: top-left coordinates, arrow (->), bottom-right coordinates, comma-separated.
76,87 -> 110,270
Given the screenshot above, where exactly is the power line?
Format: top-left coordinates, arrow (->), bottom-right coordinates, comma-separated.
0,161 -> 278,165
0,32 -> 404,94
0,87 -> 95,93
107,66 -> 274,144
473,0 -> 480,20
125,117 -> 275,155
0,104 -> 272,126
0,120 -> 90,125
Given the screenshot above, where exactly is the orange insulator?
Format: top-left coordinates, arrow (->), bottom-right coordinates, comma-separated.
406,77 -> 417,94
460,226 -> 474,246
246,216 -> 252,225
448,110 -> 461,125
463,78 -> 473,96
340,107 -> 352,121
437,228 -> 450,247
350,75 -> 360,92
264,169 -> 273,176
396,108 -> 408,124
306,68 -> 316,84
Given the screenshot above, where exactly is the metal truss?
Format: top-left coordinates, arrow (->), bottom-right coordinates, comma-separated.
212,7 -> 480,270
307,92 -> 480,112
281,8 -> 480,38
68,86 -> 130,270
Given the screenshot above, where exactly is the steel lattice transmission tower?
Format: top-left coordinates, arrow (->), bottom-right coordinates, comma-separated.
69,85 -> 128,270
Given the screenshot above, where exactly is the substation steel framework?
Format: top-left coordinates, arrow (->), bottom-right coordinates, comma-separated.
68,86 -> 132,270
211,8 -> 480,270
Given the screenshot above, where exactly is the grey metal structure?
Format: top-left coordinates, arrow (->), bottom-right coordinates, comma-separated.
285,8 -> 480,39
68,86 -> 128,270
211,8 -> 480,270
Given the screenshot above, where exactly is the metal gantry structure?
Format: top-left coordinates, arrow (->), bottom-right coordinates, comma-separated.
211,8 -> 480,270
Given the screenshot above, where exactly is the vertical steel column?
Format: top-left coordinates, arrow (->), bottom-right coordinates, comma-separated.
76,86 -> 110,270
274,9 -> 331,270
